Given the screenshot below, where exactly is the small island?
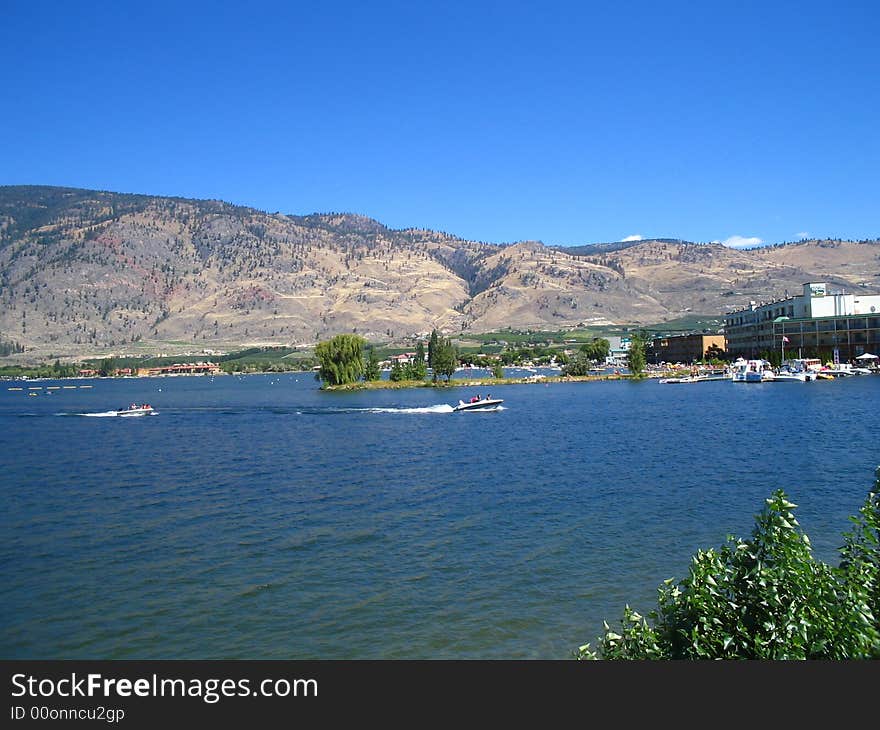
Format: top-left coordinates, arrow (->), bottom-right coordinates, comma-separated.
315,330 -> 649,390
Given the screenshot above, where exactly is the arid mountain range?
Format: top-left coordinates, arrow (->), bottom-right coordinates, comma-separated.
1,185 -> 878,358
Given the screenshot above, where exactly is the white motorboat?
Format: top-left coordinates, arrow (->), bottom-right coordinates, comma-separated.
730,359 -> 775,383
819,366 -> 854,378
774,361 -> 815,382
772,371 -> 809,382
453,397 -> 504,412
839,365 -> 873,376
115,403 -> 156,417
660,373 -> 728,384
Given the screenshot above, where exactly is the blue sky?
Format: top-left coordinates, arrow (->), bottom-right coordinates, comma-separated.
2,1 -> 878,248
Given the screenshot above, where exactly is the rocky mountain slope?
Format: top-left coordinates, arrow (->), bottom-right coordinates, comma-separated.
1,185 -> 878,357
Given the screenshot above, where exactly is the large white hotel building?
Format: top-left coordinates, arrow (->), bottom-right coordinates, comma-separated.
723,282 -> 880,361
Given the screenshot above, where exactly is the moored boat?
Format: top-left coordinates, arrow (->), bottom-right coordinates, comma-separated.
772,370 -> 809,382
730,358 -> 775,383
819,366 -> 854,378
774,360 -> 815,382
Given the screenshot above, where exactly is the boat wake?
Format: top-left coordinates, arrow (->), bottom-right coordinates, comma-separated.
364,404 -> 455,414
60,405 -> 454,417
299,404 -> 455,415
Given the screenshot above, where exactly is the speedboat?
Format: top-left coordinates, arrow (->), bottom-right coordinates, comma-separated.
115,403 -> 155,417
453,397 -> 504,412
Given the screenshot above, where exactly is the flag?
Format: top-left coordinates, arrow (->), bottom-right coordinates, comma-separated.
782,336 -> 790,343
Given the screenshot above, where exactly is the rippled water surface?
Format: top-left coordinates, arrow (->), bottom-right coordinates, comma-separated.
2,373 -> 878,658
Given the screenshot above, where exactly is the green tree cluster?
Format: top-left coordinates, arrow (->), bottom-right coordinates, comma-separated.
389,341 -> 428,382
427,330 -> 439,370
363,347 -> 381,381
430,332 -> 458,382
561,338 -> 610,376
315,334 -> 366,386
578,468 -> 880,659
498,345 -> 560,366
0,337 -> 25,356
561,350 -> 594,376
626,330 -> 648,377
582,338 -> 610,362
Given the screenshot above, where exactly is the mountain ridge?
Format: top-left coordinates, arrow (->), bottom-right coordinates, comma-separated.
1,185 -> 878,358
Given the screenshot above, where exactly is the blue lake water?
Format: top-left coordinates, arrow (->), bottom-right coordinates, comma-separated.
2,372 -> 878,658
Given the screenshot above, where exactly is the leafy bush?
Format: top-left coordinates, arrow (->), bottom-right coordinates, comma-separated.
577,468 -> 880,659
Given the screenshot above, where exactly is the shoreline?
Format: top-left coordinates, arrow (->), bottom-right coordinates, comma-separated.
323,373 -> 635,391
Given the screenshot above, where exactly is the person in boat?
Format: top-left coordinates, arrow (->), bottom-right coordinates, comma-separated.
485,393 -> 491,401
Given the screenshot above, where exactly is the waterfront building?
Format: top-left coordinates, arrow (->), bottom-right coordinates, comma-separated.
136,361 -> 221,376
602,336 -> 631,367
649,333 -> 726,364
723,283 -> 880,361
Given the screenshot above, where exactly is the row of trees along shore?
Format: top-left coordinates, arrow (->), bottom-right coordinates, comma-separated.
2,329 -> 651,381
314,330 -> 650,387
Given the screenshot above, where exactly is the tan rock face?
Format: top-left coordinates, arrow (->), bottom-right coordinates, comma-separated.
1,186 -> 878,358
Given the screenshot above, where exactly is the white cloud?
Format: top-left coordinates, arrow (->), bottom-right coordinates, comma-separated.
720,235 -> 763,249
796,231 -> 810,240
621,234 -> 643,242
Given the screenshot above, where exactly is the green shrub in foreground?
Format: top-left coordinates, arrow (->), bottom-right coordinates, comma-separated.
577,468 -> 880,659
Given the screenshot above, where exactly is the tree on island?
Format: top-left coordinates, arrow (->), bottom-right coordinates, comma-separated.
411,340 -> 428,380
577,468 -> 880,660
427,329 -> 439,372
583,337 -> 610,363
315,334 -> 366,386
562,349 -> 593,376
431,336 -> 458,382
626,330 -> 649,377
363,346 -> 381,381
561,338 -> 610,376
389,359 -> 406,382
